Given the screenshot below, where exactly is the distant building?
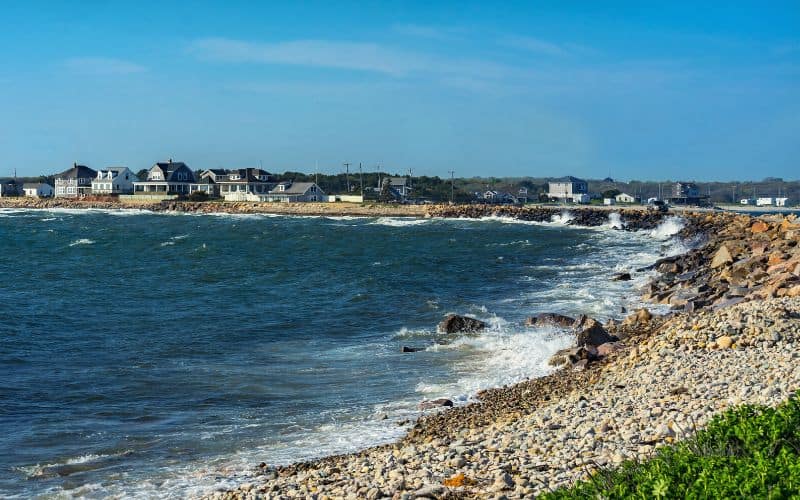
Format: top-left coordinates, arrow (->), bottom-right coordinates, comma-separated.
548,176 -> 588,203
482,190 -> 519,204
387,177 -> 412,200
757,197 -> 774,207
615,192 -> 639,204
603,198 -> 616,206
517,187 -> 529,204
0,178 -> 23,197
55,163 -> 98,197
667,182 -> 709,206
23,183 -> 54,197
212,168 -> 276,201
776,197 -> 790,207
92,167 -> 138,195
260,182 -> 324,202
740,198 -> 755,205
133,159 -> 196,196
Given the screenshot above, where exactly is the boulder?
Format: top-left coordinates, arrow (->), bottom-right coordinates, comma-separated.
418,398 -> 453,410
573,315 -> 615,346
437,314 -> 486,333
525,312 -> 575,328
613,272 -> 632,281
711,245 -> 734,269
596,342 -> 624,357
401,346 -> 424,353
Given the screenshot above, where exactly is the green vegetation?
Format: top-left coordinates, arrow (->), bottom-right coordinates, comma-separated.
542,394 -> 800,499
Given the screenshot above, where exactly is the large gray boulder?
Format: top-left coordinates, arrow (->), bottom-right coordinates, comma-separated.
437,314 -> 486,333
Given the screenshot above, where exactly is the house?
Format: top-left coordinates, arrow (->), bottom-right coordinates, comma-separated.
260,182 -> 325,202
547,176 -> 588,203
615,192 -> 639,204
387,177 -> 412,199
23,183 -> 54,197
668,182 -> 709,206
740,198 -> 755,205
0,178 -> 23,197
757,197 -> 774,207
603,198 -> 616,206
776,198 -> 790,207
91,167 -> 138,195
215,168 -> 276,201
132,159 -> 197,196
517,187 -> 529,204
55,163 -> 98,197
482,190 -> 519,204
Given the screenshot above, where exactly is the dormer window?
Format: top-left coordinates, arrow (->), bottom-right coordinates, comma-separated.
278,184 -> 285,191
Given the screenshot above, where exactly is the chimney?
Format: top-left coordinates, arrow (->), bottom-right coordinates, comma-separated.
73,162 -> 77,168
169,158 -> 173,164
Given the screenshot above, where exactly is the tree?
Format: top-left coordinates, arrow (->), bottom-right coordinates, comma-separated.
602,188 -> 621,198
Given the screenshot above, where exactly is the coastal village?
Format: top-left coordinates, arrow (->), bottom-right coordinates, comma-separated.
0,161 -> 795,208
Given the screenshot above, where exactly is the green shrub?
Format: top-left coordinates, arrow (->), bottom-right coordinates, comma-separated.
542,394 -> 800,499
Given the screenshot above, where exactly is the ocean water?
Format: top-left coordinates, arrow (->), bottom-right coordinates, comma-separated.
0,208 -> 685,498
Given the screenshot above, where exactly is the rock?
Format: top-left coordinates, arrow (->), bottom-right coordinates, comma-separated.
716,335 -> 734,349
411,484 -> 445,499
525,313 -> 575,328
613,272 -> 632,281
418,398 -> 454,410
493,472 -> 514,490
786,285 -> 800,298
573,315 -> 615,346
596,342 -> 623,357
751,220 -> 769,233
402,346 -> 424,353
711,245 -> 734,269
437,314 -> 486,333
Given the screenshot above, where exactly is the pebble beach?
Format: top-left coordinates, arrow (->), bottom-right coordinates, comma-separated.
203,208 -> 800,499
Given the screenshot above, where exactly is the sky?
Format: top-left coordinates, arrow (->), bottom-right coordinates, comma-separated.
0,1 -> 798,181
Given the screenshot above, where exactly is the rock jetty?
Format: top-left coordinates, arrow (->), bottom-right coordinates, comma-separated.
207,210 -> 800,500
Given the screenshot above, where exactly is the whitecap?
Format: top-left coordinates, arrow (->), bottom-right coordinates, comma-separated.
69,238 -> 95,246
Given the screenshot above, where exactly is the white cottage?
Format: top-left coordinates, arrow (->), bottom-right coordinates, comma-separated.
92,167 -> 138,195
23,183 -> 54,197
615,192 -> 639,204
547,176 -> 588,203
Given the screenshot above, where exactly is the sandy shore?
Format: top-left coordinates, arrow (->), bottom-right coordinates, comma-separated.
202,211 -> 800,500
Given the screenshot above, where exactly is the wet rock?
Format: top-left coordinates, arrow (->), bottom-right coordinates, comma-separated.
437,314 -> 486,333
597,342 -> 624,357
419,398 -> 454,410
573,315 -> 615,346
525,313 -> 575,328
613,272 -> 632,281
402,346 -> 424,353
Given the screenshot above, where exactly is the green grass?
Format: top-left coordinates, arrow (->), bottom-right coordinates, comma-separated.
541,394 -> 800,499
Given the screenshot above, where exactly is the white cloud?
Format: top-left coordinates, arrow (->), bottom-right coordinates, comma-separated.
62,57 -> 147,75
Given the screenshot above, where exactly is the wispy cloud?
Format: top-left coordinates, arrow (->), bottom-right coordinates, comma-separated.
392,24 -> 467,41
189,37 -> 517,81
62,57 -> 147,75
498,35 -> 594,57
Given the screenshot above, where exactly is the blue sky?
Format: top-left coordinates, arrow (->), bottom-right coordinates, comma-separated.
0,1 -> 797,180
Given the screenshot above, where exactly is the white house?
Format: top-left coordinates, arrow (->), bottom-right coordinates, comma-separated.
776,197 -> 790,207
740,198 -> 755,205
603,198 -> 616,206
548,176 -> 588,203
92,167 -> 138,195
23,183 -> 54,197
615,192 -> 639,203
757,197 -> 774,206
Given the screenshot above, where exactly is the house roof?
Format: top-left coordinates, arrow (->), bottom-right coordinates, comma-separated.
23,183 -> 51,189
98,167 -> 129,175
269,182 -> 320,195
388,176 -> 408,186
550,176 -> 586,183
57,164 -> 98,180
151,161 -> 195,182
215,168 -> 273,183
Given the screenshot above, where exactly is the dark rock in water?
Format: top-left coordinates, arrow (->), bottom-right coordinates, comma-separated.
418,398 -> 453,410
525,312 -> 575,328
573,315 -> 615,347
437,314 -> 486,333
401,346 -> 424,353
613,272 -> 632,281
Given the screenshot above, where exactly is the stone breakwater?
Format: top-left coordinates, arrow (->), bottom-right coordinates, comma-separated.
207,212 -> 800,500
0,197 -> 427,217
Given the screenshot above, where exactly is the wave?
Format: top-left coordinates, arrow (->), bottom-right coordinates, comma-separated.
649,216 -> 685,240
370,217 -> 429,227
69,238 -> 95,246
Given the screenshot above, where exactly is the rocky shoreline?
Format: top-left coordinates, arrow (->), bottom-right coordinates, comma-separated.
203,210 -> 800,500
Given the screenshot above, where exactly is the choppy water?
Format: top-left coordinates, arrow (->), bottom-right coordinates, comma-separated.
0,208 -> 685,498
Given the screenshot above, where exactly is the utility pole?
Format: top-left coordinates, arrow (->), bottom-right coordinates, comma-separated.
315,160 -> 319,186
359,162 -> 364,198
343,162 -> 351,193
448,170 -> 455,204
